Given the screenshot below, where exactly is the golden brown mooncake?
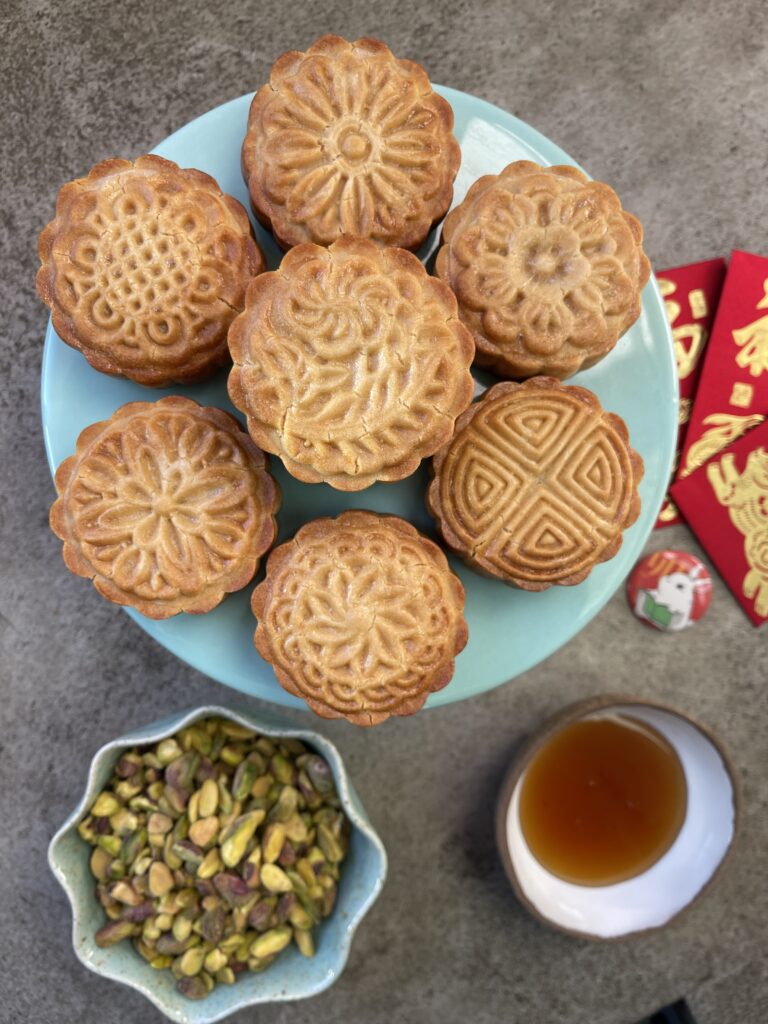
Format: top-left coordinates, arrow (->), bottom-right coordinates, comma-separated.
241,35 -> 461,251
427,378 -> 644,589
37,155 -> 265,386
227,236 -> 475,490
251,511 -> 468,726
435,161 -> 651,379
50,396 -> 280,618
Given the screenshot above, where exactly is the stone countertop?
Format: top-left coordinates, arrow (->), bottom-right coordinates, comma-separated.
1,0 -> 766,1021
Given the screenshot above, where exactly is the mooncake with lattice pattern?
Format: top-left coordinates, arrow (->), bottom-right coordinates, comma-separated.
37,155 -> 264,385
427,378 -> 644,589
251,511 -> 468,725
242,35 -> 461,251
50,396 -> 280,618
227,235 -> 475,490
435,161 -> 651,379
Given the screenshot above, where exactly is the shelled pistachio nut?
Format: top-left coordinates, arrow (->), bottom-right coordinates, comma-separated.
78,717 -> 350,1000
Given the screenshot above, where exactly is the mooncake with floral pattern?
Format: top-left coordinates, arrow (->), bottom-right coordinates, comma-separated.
435,161 -> 650,379
242,36 -> 461,251
50,397 -> 279,618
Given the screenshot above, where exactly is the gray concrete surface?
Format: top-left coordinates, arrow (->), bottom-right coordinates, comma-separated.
1,0 -> 766,1021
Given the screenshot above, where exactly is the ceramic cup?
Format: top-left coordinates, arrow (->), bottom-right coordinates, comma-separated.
496,695 -> 740,940
48,704 -> 387,1024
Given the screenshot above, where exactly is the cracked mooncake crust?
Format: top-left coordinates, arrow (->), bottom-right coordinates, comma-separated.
435,161 -> 651,379
50,396 -> 280,618
427,378 -> 644,589
241,35 -> 461,251
37,155 -> 265,386
251,511 -> 469,726
227,235 -> 475,490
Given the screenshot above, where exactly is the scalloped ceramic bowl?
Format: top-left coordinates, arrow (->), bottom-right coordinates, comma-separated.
48,705 -> 387,1023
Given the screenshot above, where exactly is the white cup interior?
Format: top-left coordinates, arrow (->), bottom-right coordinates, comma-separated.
503,704 -> 737,938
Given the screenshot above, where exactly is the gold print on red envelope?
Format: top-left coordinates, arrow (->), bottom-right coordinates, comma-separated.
684,412 -> 765,474
671,417 -> 768,626
708,448 -> 768,617
732,279 -> 768,377
655,258 -> 726,527
658,278 -> 707,384
678,252 -> 768,482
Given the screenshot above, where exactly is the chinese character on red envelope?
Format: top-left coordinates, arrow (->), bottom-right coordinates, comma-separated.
677,250 -> 768,482
655,257 -> 726,527
671,418 -> 768,626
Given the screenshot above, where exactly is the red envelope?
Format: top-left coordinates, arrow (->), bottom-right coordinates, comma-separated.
671,418 -> 768,626
676,250 -> 768,484
655,257 -> 726,527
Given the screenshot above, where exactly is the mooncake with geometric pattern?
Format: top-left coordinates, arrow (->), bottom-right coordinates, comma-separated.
227,236 -> 475,490
427,378 -> 644,589
435,161 -> 650,379
251,511 -> 468,725
242,35 -> 461,251
50,396 -> 280,618
37,156 -> 264,386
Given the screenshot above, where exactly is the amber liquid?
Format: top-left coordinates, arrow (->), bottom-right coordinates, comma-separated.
519,715 -> 687,886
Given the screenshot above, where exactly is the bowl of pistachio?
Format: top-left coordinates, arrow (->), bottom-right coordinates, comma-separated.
48,705 -> 387,1023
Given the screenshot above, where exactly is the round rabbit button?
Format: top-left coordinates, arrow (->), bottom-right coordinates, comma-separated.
627,550 -> 713,632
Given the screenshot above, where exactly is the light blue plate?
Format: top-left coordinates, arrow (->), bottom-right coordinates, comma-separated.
40,87 -> 677,709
